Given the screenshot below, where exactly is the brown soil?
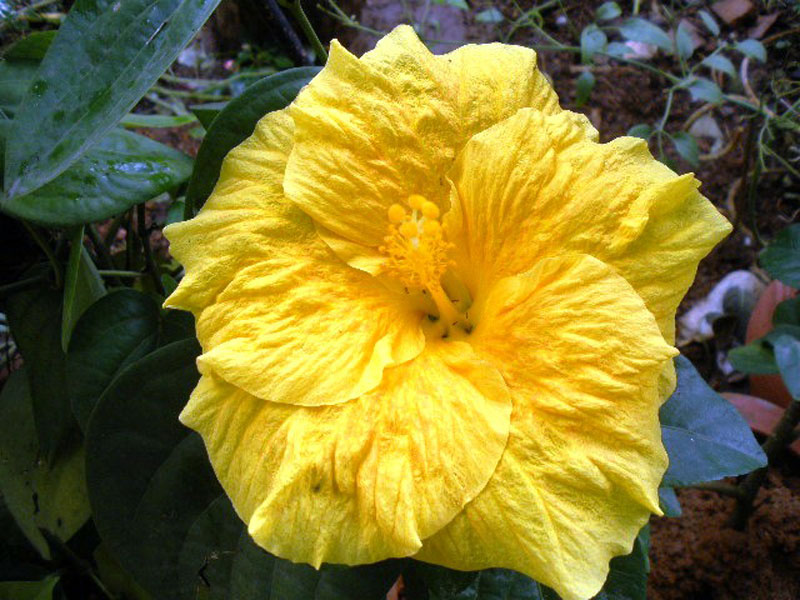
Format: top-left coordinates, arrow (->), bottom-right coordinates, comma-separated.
649,466 -> 800,600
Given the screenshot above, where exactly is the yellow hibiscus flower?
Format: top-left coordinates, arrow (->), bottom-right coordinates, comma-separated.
164,26 -> 730,600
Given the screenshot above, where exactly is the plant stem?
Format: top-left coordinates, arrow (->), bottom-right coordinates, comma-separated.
87,225 -> 123,287
692,481 -> 744,498
21,221 -> 62,289
151,85 -> 231,101
98,270 -> 144,278
0,275 -> 48,298
730,400 -> 800,529
286,0 -> 328,62
136,203 -> 166,296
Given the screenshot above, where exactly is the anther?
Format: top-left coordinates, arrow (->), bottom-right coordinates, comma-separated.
421,201 -> 440,220
408,194 -> 426,210
388,204 -> 406,223
399,221 -> 418,239
422,220 -> 441,236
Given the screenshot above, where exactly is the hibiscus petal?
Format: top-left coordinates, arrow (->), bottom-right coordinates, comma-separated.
181,341 -> 511,566
445,107 -> 730,344
284,26 -> 562,267
165,110 -> 424,407
416,254 -> 676,600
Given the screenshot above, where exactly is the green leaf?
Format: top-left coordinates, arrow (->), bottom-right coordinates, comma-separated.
190,101 -> 228,129
0,575 -> 59,600
575,71 -> 596,107
475,8 -> 504,23
697,10 -> 720,36
62,227 -> 106,352
619,18 -> 673,52
4,0 -> 222,199
687,77 -> 723,104
734,39 -> 767,63
406,563 -> 558,600
660,356 -> 767,486
185,67 -> 319,214
581,25 -> 607,63
671,131 -> 699,166
66,289 -> 161,430
595,526 -> 649,600
0,370 -> 89,559
760,224 -> 800,287
120,113 -> 197,129
675,21 -> 694,60
728,340 -> 778,374
773,296 -> 800,327
774,335 -> 800,400
627,123 -> 653,140
658,487 -> 682,517
596,2 -> 622,21
701,54 -> 737,78
5,284 -> 76,462
2,32 -> 56,61
1,129 -> 193,226
0,58 -> 38,116
605,42 -> 630,58
86,338 -> 401,599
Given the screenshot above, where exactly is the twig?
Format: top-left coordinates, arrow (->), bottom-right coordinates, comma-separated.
87,225 -> 122,287
136,203 -> 165,296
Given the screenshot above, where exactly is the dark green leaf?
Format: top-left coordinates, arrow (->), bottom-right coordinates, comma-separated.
774,335 -> 800,400
189,101 -> 228,130
406,563 -> 558,600
627,124 -> 653,140
62,227 -> 106,351
67,289 -> 161,430
581,25 -> 607,63
734,39 -> 767,63
760,224 -> 800,287
0,370 -> 89,559
0,59 -> 38,116
475,8 -> 504,24
0,575 -> 59,600
596,2 -> 622,21
2,32 -> 56,61
1,129 -> 193,226
671,132 -> 699,166
686,77 -> 723,105
675,22 -> 694,60
697,10 -> 720,36
5,284 -> 75,462
619,18 -> 673,52
701,54 -> 736,78
728,340 -> 778,374
595,526 -> 649,600
773,297 -> 800,327
658,487 -> 682,517
4,0 -> 222,198
660,356 -> 767,486
575,71 -> 596,107
120,113 -> 197,129
185,67 -> 319,214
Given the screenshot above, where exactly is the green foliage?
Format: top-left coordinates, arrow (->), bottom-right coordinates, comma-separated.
61,227 -> 106,351
618,18 -> 672,52
660,357 -> 767,487
4,0 -> 222,198
0,575 -> 59,600
760,224 -> 800,287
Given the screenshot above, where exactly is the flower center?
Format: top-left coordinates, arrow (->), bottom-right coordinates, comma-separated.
381,194 -> 472,336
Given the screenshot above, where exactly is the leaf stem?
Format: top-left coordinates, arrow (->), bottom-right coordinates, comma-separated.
97,270 -> 144,278
729,400 -> 800,529
21,221 -> 62,289
136,203 -> 166,296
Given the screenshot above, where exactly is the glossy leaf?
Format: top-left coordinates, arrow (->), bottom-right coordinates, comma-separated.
5,284 -> 75,462
4,0 -> 221,198
185,67 -> 320,214
619,18 -> 672,52
701,54 -> 736,78
1,129 -> 193,226
581,25 -> 607,64
774,335 -> 800,400
0,370 -> 89,559
406,563 -> 558,600
734,39 -> 767,63
660,356 -> 767,486
0,59 -> 38,116
2,31 -> 56,61
698,10 -> 720,36
773,297 -> 800,327
729,340 -> 778,374
658,487 -> 682,517
190,101 -> 228,129
67,289 -> 161,430
595,2 -> 621,22
62,227 -> 106,351
760,224 -> 800,287
671,132 -> 699,166
595,526 -> 649,600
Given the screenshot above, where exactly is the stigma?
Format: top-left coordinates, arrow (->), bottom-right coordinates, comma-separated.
381,195 -> 471,336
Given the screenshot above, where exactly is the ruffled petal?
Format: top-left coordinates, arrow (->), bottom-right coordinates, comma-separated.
181,341 -> 511,566
416,254 -> 676,600
165,110 -> 424,407
444,107 -> 730,344
284,26 -> 562,270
